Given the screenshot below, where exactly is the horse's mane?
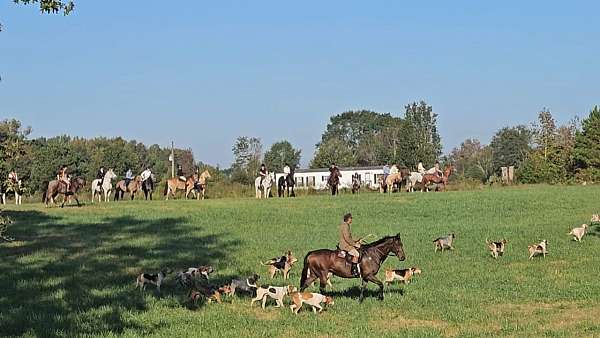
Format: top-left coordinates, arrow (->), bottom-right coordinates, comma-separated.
363,235 -> 398,248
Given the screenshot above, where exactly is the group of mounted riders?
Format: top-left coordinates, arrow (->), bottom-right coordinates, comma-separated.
256,162 -> 296,198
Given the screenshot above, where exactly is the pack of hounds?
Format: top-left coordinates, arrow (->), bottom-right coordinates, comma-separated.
135,214 -> 600,314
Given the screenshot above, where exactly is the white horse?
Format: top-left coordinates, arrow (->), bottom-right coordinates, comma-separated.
91,169 -> 117,203
406,172 -> 423,192
3,173 -> 22,205
255,172 -> 274,199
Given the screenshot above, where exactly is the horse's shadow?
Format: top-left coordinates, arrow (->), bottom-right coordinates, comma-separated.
326,285 -> 405,299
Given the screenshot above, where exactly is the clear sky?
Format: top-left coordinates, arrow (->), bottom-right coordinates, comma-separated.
1,1 -> 599,167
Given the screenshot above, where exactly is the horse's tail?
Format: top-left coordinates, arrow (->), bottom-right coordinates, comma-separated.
42,190 -> 47,203
299,253 -> 312,288
163,181 -> 169,196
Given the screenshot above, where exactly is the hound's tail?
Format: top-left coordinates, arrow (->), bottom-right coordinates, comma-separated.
299,253 -> 311,288
246,279 -> 258,289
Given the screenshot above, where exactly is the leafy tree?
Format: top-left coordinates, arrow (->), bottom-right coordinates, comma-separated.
263,140 -> 301,172
574,106 -> 600,180
314,110 -> 403,166
448,138 -> 493,182
310,138 -> 356,168
3,1 -> 74,32
489,125 -> 532,174
402,101 -> 442,168
231,137 -> 262,184
0,119 -> 32,184
520,109 -> 577,183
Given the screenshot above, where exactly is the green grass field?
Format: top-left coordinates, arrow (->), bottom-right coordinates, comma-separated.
1,186 -> 600,337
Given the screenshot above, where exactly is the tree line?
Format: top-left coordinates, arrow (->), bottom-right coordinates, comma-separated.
449,106 -> 600,184
0,119 -> 195,193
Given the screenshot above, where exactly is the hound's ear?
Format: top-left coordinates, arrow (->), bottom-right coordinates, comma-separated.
396,233 -> 401,239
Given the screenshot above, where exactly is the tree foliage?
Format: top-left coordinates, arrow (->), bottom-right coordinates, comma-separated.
574,106 -> 600,181
489,125 -> 532,174
402,101 -> 442,168
519,110 -> 577,183
448,138 -> 493,182
263,140 -> 301,172
0,119 -> 194,193
311,104 -> 441,169
231,136 -> 262,185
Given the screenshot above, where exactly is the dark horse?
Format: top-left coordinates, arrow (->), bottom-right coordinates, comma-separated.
277,171 -> 296,197
141,176 -> 154,200
300,234 -> 406,302
43,177 -> 86,208
327,167 -> 342,196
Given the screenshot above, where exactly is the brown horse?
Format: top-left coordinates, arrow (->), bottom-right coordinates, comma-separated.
327,168 -> 342,196
419,164 -> 455,192
164,174 -> 199,200
114,176 -> 142,201
43,177 -> 86,208
300,234 -> 406,302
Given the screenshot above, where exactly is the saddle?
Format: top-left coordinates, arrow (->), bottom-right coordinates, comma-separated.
335,245 -> 362,264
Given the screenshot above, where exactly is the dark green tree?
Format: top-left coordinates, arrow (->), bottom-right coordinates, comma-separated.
489,125 -> 532,174
314,110 -> 403,167
231,136 -> 262,184
310,138 -> 356,168
402,101 -> 442,168
574,106 -> 600,180
263,140 -> 301,172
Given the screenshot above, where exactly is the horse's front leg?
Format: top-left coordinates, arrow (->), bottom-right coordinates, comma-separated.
365,275 -> 385,301
359,279 -> 368,303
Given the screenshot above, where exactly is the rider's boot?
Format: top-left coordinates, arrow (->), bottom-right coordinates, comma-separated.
351,263 -> 360,277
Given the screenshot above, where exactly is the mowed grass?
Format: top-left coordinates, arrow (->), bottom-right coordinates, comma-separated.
1,185 -> 600,337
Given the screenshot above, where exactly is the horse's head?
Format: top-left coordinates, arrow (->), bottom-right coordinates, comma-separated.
106,169 -> 117,180
391,234 -> 406,261
201,170 -> 212,179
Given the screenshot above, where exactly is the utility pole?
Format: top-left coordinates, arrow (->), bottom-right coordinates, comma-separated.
170,141 -> 175,178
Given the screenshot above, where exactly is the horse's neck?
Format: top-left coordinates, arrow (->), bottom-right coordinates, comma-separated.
364,241 -> 392,263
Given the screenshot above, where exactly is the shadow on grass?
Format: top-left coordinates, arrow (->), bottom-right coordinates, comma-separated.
588,224 -> 600,237
0,210 -> 240,337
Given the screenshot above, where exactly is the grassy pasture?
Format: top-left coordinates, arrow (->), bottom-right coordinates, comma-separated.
1,185 -> 600,337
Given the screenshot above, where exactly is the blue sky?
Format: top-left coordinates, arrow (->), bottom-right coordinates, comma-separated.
1,1 -> 599,167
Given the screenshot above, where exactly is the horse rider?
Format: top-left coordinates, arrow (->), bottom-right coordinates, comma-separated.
382,163 -> 390,183
57,165 -> 70,190
339,213 -> 361,277
283,163 -> 291,179
96,166 -> 106,190
140,167 -> 152,183
125,168 -> 134,187
177,164 -> 186,182
417,160 -> 426,174
329,162 -> 338,174
8,170 -> 18,183
258,163 -> 267,186
352,172 -> 360,183
426,161 -> 443,177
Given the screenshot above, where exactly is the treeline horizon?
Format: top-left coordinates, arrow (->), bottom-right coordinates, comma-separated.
2,103 -> 600,193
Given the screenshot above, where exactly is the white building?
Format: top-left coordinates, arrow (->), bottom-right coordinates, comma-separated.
275,166 -> 385,190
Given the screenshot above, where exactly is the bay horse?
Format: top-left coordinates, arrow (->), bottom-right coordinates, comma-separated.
351,175 -> 360,194
419,164 -> 455,192
300,234 -> 406,302
43,177 -> 86,207
114,176 -> 142,201
91,169 -> 117,203
327,167 -> 342,196
141,174 -> 154,200
277,170 -> 296,198
164,174 -> 199,200
194,169 -> 211,200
